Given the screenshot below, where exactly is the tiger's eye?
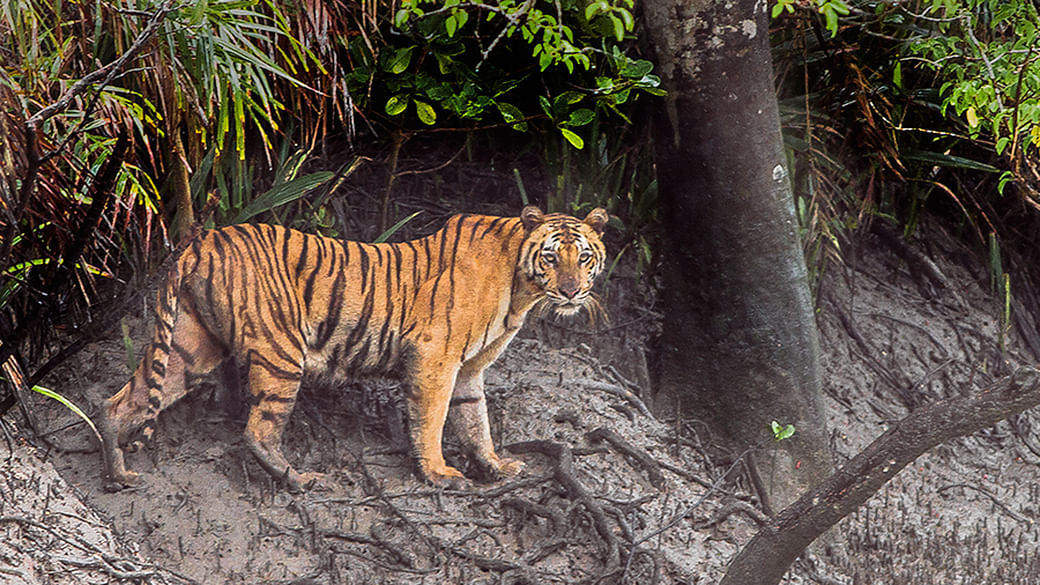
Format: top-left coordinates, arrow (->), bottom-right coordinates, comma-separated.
542,251 -> 558,264
579,251 -> 592,262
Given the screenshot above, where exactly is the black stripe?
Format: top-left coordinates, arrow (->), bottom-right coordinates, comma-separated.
422,236 -> 432,279
344,288 -> 375,351
383,331 -> 398,370
311,268 -> 345,350
348,337 -> 371,371
480,217 -> 504,238
391,243 -> 403,293
357,244 -> 370,291
437,219 -> 451,271
246,350 -> 303,381
171,341 -> 197,365
427,271 -> 444,323
404,241 -> 419,290
450,396 -> 481,406
302,242 -> 324,306
294,233 -> 309,277
468,217 -> 484,244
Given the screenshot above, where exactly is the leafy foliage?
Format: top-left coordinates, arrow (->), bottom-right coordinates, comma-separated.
773,0 -> 850,35
906,0 -> 1040,200
771,0 -> 1040,299
363,0 -> 663,149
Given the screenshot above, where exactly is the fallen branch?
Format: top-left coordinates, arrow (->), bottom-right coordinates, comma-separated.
720,366 -> 1040,585
936,482 -> 1032,525
570,378 -> 655,419
502,496 -> 566,534
586,427 -> 664,485
693,499 -> 770,529
507,439 -> 622,569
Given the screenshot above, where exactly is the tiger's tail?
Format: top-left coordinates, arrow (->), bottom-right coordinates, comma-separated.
97,260 -> 183,489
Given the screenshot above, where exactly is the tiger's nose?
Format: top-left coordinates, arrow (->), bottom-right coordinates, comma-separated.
559,278 -> 580,299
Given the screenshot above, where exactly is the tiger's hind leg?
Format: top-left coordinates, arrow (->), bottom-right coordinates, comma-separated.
241,358 -> 321,493
98,306 -> 225,491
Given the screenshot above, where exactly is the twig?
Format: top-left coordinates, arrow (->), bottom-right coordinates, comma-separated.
586,427 -> 664,485
507,439 -> 622,569
693,499 -> 771,529
52,556 -> 157,581
937,482 -> 1032,525
568,378 -> 654,419
502,496 -> 566,534
24,0 -> 176,131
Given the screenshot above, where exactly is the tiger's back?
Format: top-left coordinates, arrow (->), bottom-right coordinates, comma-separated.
98,207 -> 608,492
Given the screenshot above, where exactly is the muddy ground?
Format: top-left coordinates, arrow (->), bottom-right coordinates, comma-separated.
3,216 -> 1040,584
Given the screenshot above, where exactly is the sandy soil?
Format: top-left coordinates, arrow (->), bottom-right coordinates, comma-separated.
3,217 -> 1040,584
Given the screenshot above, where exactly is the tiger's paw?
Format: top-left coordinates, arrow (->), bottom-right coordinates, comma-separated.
477,455 -> 525,482
102,470 -> 140,493
286,471 -> 328,494
423,465 -> 471,490
490,456 -> 525,479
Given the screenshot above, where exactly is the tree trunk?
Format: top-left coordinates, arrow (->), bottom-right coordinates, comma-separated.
643,0 -> 831,512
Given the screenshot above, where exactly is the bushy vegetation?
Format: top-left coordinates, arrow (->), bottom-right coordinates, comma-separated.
773,0 -> 1040,292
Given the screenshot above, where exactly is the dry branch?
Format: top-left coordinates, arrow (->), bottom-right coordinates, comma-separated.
507,439 -> 622,569
586,426 -> 664,485
720,366 -> 1040,585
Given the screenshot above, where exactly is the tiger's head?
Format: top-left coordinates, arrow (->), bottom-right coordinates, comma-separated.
519,206 -> 609,318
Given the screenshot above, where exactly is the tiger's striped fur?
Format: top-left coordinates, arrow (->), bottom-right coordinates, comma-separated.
98,206 -> 608,492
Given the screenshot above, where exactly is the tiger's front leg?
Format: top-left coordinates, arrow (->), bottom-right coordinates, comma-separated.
405,359 -> 468,487
448,364 -> 524,480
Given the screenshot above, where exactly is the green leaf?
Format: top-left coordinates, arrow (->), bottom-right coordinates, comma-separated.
434,52 -> 454,75
386,46 -> 416,74
455,9 -> 469,30
538,51 -> 553,71
902,149 -> 1001,173
233,171 -> 334,223
394,8 -> 410,29
445,13 -> 458,37
622,59 -> 654,79
612,16 -> 624,41
539,95 -> 554,119
560,127 -> 584,149
585,1 -> 601,20
555,90 -> 586,106
31,384 -> 101,444
496,101 -> 528,131
619,8 -> 634,30
415,100 -> 437,125
375,211 -> 423,243
998,171 -> 1014,196
385,94 -> 409,116
771,420 -> 796,441
567,108 -> 596,127
996,136 -> 1010,155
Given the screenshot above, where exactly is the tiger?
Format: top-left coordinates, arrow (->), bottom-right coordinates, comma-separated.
97,206 -> 609,492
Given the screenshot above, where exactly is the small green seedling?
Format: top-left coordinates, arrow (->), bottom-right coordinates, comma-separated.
33,384 -> 102,445
771,420 -> 796,442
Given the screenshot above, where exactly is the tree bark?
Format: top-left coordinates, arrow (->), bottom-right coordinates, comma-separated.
721,366 -> 1040,585
643,0 -> 831,512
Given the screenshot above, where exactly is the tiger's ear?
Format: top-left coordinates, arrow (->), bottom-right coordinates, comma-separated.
584,208 -> 609,234
521,206 -> 545,231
